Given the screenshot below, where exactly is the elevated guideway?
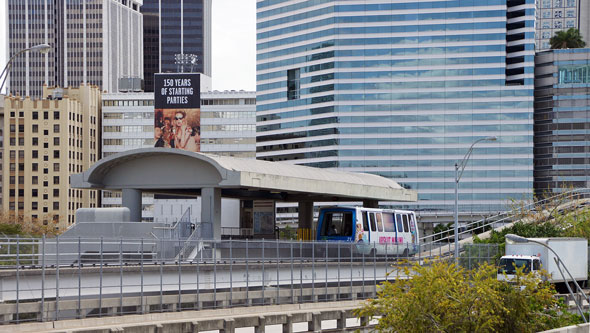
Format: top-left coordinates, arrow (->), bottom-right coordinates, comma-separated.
418,188 -> 590,258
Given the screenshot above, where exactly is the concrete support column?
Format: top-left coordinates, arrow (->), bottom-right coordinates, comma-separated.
363,200 -> 379,208
122,188 -> 142,222
201,187 -> 222,240
298,201 -> 314,228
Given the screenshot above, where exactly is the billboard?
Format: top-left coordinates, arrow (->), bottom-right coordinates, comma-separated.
154,73 -> 201,152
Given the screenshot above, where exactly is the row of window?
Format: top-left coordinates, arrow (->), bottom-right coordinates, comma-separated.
104,112 -> 154,120
201,111 -> 256,119
201,124 -> 256,132
202,98 -> 256,105
103,100 -> 154,107
258,10 -> 510,39
104,125 -> 153,133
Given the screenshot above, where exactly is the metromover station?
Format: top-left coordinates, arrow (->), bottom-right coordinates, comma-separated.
69,148 -> 417,241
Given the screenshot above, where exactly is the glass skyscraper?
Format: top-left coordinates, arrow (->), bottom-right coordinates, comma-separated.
256,0 -> 535,216
534,48 -> 590,193
7,0 -> 143,98
142,0 -> 212,92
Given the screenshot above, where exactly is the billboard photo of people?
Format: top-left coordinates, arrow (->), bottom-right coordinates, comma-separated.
154,73 -> 201,152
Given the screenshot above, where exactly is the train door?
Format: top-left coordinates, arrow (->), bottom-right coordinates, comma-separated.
359,210 -> 369,243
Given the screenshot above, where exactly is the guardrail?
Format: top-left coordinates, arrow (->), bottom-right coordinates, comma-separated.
421,188 -> 590,248
0,237 -> 500,325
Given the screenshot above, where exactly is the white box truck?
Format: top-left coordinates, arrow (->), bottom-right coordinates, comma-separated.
497,237 -> 588,289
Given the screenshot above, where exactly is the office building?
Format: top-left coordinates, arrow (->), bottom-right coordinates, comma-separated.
2,85 -> 100,230
142,0 -> 212,92
534,48 -> 590,193
536,0 -> 590,50
101,88 -> 256,221
7,0 -> 143,98
256,0 -> 535,216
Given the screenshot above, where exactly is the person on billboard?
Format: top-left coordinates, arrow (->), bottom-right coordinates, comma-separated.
173,110 -> 199,152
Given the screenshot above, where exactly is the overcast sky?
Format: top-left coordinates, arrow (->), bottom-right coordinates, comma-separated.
0,0 -> 257,93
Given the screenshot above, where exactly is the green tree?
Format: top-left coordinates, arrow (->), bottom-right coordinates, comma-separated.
550,28 -> 586,49
355,260 -> 580,332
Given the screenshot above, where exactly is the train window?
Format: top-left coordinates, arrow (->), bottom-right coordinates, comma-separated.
369,213 -> 377,232
376,213 -> 383,231
402,214 -> 409,233
321,212 -> 353,237
362,212 -> 369,232
383,213 -> 395,232
396,214 -> 404,232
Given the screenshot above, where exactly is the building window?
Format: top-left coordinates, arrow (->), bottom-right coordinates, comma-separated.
287,68 -> 301,100
44,143 -> 48,148
53,202 -> 59,210
32,176 -> 38,184
53,176 -> 59,184
32,189 -> 38,197
53,111 -> 60,120
32,111 -> 38,120
43,181 -> 48,187
43,111 -> 48,120
18,163 -> 24,171
43,168 -> 48,174
43,207 -> 48,213
54,124 -> 60,133
32,202 -> 38,210
18,124 -> 24,132
53,189 -> 59,197
32,124 -> 38,133
53,150 -> 60,158
53,163 -> 60,172
54,137 -> 60,146
32,150 -> 38,158
9,124 -> 15,133
32,163 -> 38,171
18,138 -> 24,146
9,176 -> 15,184
32,138 -> 38,146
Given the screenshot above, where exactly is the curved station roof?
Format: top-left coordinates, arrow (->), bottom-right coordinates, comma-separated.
71,148 -> 417,203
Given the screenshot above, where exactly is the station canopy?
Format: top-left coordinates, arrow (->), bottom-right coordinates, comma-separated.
71,148 -> 417,203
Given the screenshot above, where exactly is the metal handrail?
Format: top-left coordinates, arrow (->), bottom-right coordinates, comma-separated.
421,188 -> 590,247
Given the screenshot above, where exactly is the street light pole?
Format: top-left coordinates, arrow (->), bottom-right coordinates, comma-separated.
0,44 -> 51,94
454,136 -> 497,264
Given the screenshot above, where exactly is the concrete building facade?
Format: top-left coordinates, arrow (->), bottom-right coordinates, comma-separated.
6,0 -> 143,98
535,0 -> 590,51
534,48 -> 590,193
2,85 -> 100,230
256,0 -> 535,216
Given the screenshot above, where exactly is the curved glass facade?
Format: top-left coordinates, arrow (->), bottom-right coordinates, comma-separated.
256,0 -> 535,214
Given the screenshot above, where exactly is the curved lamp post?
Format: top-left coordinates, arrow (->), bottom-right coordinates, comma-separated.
505,234 -> 587,323
0,43 -> 51,93
454,136 -> 497,264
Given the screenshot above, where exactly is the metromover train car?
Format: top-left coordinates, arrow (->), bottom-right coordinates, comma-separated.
316,206 -> 419,256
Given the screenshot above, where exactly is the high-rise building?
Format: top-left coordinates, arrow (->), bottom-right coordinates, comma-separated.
2,85 -> 101,230
536,0 -> 590,50
7,0 -> 143,98
256,0 -> 535,216
141,0 -> 212,92
534,48 -> 590,193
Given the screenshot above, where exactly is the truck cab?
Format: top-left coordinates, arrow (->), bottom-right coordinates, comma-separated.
497,255 -> 541,281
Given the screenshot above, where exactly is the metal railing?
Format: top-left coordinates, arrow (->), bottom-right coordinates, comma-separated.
0,236 -> 499,325
421,188 -> 590,249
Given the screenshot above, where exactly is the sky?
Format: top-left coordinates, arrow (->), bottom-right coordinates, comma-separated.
0,0 -> 257,93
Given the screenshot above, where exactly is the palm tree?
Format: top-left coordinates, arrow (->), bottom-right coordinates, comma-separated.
550,28 -> 587,49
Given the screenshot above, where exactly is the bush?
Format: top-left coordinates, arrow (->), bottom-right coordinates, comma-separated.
355,260 -> 581,332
